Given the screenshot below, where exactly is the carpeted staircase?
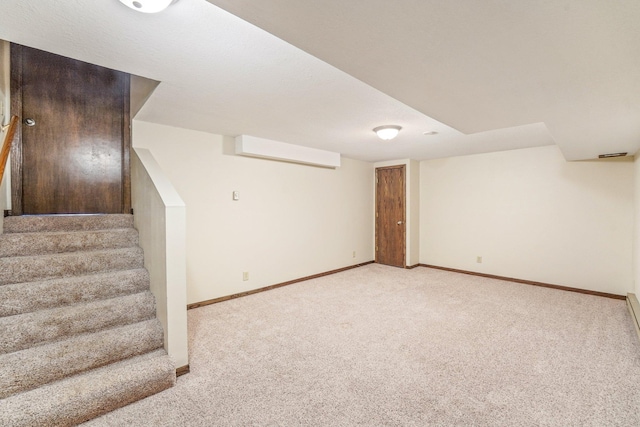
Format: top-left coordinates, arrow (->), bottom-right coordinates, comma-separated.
0,214 -> 176,426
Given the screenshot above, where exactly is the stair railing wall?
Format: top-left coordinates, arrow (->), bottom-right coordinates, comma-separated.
131,147 -> 188,368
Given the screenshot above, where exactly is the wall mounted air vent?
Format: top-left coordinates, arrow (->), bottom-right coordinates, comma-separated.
598,152 -> 627,158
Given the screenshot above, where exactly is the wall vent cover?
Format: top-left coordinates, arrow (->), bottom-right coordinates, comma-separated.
598,152 -> 627,158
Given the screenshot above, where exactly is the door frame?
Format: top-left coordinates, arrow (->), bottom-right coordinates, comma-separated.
375,165 -> 406,267
9,43 -> 131,216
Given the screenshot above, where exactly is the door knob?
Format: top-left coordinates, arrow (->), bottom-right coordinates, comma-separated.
397,221 -> 403,225
24,118 -> 36,127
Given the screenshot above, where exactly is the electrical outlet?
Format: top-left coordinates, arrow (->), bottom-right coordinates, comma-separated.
242,271 -> 249,281
352,251 -> 356,258
477,256 -> 482,263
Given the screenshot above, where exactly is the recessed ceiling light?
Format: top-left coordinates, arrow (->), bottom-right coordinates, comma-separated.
423,131 -> 438,136
373,125 -> 402,140
118,0 -> 178,13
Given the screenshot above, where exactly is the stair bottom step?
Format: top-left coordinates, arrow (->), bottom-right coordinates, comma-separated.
0,319 -> 164,399
0,352 -> 175,427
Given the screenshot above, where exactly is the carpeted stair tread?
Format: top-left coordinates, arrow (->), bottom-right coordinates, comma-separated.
0,291 -> 156,354
0,352 -> 175,427
0,228 -> 138,257
0,247 -> 144,286
0,318 -> 164,399
3,214 -> 134,233
0,268 -> 150,317
85,348 -> 168,375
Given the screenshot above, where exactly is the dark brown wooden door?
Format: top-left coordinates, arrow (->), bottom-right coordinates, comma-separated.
10,44 -> 130,215
376,165 -> 406,267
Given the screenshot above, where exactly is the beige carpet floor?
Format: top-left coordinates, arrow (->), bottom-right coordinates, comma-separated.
84,264 -> 640,426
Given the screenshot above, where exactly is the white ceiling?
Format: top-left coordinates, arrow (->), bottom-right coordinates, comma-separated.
0,0 -> 638,162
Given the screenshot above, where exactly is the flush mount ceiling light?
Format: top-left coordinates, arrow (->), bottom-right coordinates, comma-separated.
118,0 -> 178,13
373,125 -> 402,141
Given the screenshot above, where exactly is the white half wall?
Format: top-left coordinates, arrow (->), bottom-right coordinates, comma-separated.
132,121 -> 374,304
131,148 -> 188,368
420,145 -> 634,295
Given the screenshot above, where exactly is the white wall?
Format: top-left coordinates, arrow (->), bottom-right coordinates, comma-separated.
409,159 -> 420,266
0,40 -> 11,232
132,121 -> 374,304
373,159 -> 420,267
130,75 -> 159,119
421,145 -> 634,295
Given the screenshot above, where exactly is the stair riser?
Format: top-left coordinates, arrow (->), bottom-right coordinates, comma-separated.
0,248 -> 144,285
0,229 -> 139,257
0,292 -> 156,354
0,269 -> 150,317
3,214 -> 134,233
0,319 -> 164,399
